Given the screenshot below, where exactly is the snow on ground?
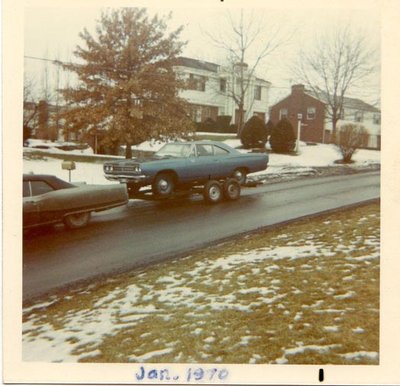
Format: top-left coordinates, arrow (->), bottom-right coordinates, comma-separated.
23,139 -> 380,185
22,138 -> 380,364
22,207 -> 380,364
23,156 -> 114,185
24,139 -> 95,155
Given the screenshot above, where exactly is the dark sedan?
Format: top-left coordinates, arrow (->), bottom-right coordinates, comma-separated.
23,174 -> 128,229
104,141 -> 268,202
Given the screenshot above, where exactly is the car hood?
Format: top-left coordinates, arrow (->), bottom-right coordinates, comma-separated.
106,155 -> 182,167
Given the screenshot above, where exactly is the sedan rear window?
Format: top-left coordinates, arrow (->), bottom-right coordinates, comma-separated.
214,145 -> 230,155
23,181 -> 31,197
31,181 -> 54,196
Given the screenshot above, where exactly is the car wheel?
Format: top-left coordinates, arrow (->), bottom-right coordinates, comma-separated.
204,180 -> 223,204
63,212 -> 91,229
152,173 -> 175,198
232,168 -> 247,185
223,178 -> 241,200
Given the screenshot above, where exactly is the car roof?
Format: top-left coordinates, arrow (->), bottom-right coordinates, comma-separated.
23,174 -> 74,189
171,140 -> 237,149
23,173 -> 59,181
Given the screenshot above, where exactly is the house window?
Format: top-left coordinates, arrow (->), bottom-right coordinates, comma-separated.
355,111 -> 364,122
254,86 -> 262,101
307,107 -> 316,120
279,108 -> 288,120
220,79 -> 227,93
203,106 -> 212,119
191,107 -> 202,122
373,113 -> 381,124
188,74 -> 206,92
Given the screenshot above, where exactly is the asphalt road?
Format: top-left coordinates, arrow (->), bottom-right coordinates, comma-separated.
23,171 -> 380,300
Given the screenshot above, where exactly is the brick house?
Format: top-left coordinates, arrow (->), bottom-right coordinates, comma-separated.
269,84 -> 381,149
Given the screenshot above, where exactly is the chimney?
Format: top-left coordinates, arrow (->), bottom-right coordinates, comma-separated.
291,84 -> 305,95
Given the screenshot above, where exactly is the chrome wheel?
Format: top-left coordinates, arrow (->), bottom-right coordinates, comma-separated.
233,168 -> 247,185
152,173 -> 175,197
223,178 -> 241,200
204,180 -> 223,204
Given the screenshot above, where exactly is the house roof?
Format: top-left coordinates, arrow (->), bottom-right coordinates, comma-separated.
271,85 -> 380,113
175,57 -> 219,73
342,96 -> 380,113
175,57 -> 270,84
310,90 -> 380,113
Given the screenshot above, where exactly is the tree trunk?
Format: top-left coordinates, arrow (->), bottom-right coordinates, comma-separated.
237,102 -> 245,137
125,142 -> 133,159
331,117 -> 338,144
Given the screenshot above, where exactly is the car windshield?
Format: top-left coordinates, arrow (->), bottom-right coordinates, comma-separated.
155,143 -> 192,158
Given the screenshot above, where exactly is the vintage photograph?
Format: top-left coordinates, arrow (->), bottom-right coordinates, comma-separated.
6,0 -> 400,384
21,4 -> 381,365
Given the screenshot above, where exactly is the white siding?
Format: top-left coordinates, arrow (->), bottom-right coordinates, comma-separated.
174,63 -> 271,124
324,107 -> 381,149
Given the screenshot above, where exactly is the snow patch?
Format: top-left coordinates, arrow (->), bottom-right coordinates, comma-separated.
128,347 -> 174,362
340,351 -> 378,361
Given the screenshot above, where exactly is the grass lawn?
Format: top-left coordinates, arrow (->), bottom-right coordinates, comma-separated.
23,202 -> 380,364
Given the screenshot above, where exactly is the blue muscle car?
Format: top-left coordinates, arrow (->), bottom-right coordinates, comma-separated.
103,141 -> 268,203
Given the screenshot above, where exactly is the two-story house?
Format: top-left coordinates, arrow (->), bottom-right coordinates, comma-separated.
23,57 -> 272,142
269,84 -> 381,149
174,57 -> 271,126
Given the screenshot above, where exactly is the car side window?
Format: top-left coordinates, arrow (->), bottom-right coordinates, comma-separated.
214,145 -> 230,156
196,144 -> 213,156
187,145 -> 196,157
23,181 -> 31,197
30,181 -> 54,196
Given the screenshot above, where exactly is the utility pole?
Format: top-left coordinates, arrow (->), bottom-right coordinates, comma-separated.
296,113 -> 302,153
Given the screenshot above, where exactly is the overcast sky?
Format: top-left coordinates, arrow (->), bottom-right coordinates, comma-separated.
23,4 -> 381,105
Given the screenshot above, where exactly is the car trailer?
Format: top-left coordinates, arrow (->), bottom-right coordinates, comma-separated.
126,177 -> 245,204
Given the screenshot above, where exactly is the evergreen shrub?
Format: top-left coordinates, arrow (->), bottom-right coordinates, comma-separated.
269,118 -> 296,153
240,116 -> 268,149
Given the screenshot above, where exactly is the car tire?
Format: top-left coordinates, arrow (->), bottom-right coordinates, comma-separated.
63,212 -> 91,229
152,173 -> 175,198
223,178 -> 241,200
232,168 -> 247,185
203,180 -> 223,204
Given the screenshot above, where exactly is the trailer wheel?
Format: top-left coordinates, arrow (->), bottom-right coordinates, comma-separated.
223,178 -> 241,200
152,172 -> 175,198
203,180 -> 223,204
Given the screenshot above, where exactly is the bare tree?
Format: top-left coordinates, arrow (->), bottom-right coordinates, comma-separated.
292,24 -> 377,139
206,10 -> 289,135
23,74 -> 38,142
335,123 -> 369,163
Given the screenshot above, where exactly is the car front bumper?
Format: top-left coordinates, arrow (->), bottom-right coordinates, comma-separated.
104,174 -> 150,184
